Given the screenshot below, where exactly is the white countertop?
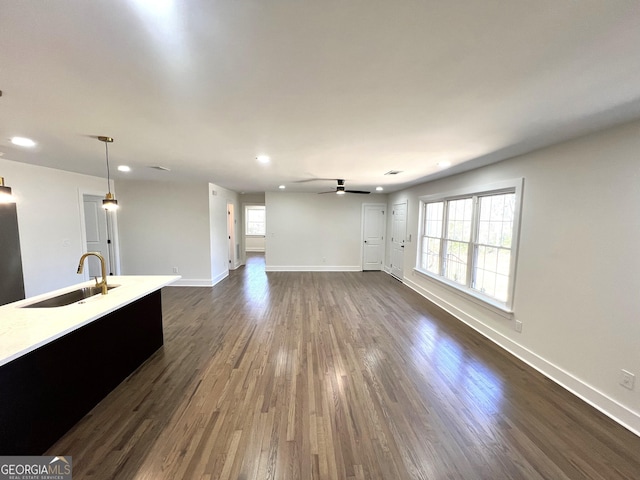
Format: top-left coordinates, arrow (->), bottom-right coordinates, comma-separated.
0,275 -> 180,367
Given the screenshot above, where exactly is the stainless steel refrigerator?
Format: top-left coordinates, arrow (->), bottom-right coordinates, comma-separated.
0,203 -> 25,305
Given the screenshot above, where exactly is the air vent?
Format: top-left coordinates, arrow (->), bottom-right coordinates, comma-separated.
149,166 -> 171,171
384,170 -> 402,175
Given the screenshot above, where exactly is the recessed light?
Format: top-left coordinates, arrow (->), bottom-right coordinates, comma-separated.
117,165 -> 131,172
257,155 -> 270,164
376,186 -> 384,191
279,185 -> 286,189
11,136 -> 36,147
437,161 -> 452,168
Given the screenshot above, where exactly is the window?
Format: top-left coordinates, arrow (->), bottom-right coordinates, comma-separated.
417,179 -> 522,310
245,205 -> 266,236
422,202 -> 444,275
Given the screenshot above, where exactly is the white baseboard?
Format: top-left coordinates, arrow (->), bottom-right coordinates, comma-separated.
402,275 -> 640,437
171,279 -> 213,287
265,265 -> 362,272
245,248 -> 265,252
212,270 -> 229,286
170,271 -> 229,288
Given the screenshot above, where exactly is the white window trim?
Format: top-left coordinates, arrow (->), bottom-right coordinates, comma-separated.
415,178 -> 524,314
245,205 -> 266,237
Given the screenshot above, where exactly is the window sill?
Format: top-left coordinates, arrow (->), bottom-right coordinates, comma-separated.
412,267 -> 514,320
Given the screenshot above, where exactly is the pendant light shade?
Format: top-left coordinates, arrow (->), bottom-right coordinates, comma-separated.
0,177 -> 16,203
98,136 -> 119,210
102,192 -> 118,210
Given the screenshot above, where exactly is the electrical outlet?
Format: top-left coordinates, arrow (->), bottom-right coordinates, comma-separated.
172,267 -> 179,274
514,320 -> 523,333
620,370 -> 635,390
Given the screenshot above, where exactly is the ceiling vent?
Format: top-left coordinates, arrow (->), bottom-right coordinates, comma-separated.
149,165 -> 171,171
384,170 -> 402,175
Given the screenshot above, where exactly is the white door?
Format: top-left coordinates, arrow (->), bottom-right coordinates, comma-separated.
362,204 -> 385,271
390,201 -> 407,279
227,202 -> 236,269
83,194 -> 111,277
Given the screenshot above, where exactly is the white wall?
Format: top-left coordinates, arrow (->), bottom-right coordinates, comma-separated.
388,119 -> 640,435
116,179 -> 213,286
0,159 -> 110,296
240,193 -> 265,204
209,183 -> 240,282
265,192 -> 387,271
245,236 -> 265,252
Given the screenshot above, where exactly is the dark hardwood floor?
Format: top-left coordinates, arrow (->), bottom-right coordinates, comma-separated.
47,253 -> 640,479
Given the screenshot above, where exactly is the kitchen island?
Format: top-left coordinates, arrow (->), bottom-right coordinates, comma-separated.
0,275 -> 179,455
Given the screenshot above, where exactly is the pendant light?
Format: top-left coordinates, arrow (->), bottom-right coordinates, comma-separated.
0,176 -> 16,203
98,136 -> 119,210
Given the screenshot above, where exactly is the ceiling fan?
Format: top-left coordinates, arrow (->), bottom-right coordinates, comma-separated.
318,179 -> 370,195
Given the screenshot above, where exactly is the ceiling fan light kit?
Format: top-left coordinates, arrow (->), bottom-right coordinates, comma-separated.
318,179 -> 370,195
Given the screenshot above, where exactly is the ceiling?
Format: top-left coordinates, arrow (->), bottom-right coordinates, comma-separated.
1,1 -> 640,194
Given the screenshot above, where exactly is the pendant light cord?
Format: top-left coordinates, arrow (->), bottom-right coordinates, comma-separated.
105,141 -> 112,194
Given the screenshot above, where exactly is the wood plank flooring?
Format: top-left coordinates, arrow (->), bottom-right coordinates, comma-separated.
47,254 -> 640,479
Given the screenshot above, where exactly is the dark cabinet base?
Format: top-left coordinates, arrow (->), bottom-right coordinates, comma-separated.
0,290 -> 164,455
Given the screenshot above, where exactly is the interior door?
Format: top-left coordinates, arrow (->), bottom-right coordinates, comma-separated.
83,194 -> 111,278
390,201 -> 407,279
227,202 -> 236,269
362,204 -> 385,271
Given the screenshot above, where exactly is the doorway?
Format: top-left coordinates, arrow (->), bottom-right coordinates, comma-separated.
82,194 -> 117,277
362,204 -> 386,271
244,204 -> 266,254
390,201 -> 407,280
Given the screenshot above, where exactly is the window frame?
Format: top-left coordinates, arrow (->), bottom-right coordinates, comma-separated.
244,205 -> 266,237
415,178 -> 524,315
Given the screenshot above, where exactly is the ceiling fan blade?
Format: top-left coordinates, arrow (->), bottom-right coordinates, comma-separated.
294,178 -> 337,183
317,191 -> 336,194
345,190 -> 370,194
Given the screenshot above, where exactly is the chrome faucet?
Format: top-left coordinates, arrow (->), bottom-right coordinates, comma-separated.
77,252 -> 109,295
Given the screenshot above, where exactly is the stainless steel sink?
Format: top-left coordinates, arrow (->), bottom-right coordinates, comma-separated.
22,285 -> 120,308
